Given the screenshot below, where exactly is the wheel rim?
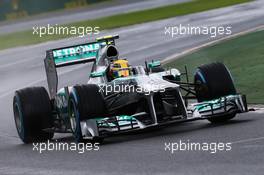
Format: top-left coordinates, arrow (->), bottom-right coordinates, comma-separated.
69,100 -> 77,133
14,103 -> 22,134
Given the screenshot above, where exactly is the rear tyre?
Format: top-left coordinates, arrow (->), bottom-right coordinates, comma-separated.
13,87 -> 54,143
194,62 -> 237,123
69,84 -> 107,142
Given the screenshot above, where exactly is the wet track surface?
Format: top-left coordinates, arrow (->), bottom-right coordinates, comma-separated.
0,1 -> 264,174
0,0 -> 190,34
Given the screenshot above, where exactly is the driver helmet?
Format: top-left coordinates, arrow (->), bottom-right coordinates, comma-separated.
109,59 -> 131,79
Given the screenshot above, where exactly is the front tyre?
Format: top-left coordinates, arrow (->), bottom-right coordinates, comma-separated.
194,62 -> 237,123
13,87 -> 54,143
69,84 -> 107,143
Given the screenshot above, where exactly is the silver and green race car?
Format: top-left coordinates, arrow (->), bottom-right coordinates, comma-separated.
13,35 -> 248,143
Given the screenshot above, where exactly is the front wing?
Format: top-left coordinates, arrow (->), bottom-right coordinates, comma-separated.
80,94 -> 248,138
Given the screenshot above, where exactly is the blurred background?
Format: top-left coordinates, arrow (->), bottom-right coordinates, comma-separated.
0,0 -> 107,21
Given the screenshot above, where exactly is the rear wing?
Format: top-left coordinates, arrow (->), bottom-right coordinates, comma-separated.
44,35 -> 119,98
52,42 -> 100,67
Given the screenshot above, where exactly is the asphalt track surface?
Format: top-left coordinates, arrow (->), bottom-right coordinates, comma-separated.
0,1 -> 264,174
0,0 -> 190,34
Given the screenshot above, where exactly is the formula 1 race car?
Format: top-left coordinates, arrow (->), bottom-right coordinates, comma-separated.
13,35 -> 248,143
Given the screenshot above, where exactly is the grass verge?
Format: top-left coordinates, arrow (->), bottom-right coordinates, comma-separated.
0,0 -> 251,50
165,30 -> 264,104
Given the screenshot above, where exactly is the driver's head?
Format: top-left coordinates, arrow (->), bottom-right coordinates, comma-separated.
109,59 -> 131,79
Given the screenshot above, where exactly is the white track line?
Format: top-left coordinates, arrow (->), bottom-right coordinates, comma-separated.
162,25 -> 264,64
0,56 -> 38,69
231,137 -> 264,144
0,64 -> 87,99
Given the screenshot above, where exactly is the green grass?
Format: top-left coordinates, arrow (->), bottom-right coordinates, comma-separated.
0,0 -> 251,50
165,30 -> 264,104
